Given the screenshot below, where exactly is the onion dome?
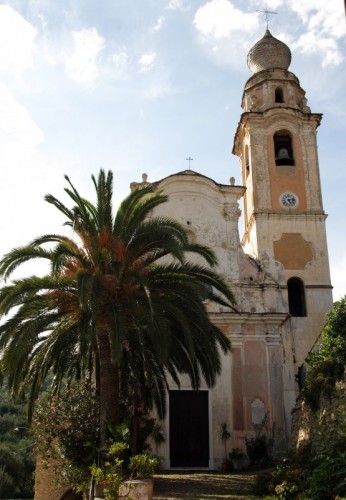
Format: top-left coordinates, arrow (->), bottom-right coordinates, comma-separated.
247,29 -> 291,74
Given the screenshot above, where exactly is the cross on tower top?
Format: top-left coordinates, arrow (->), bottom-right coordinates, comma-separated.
256,2 -> 277,29
186,157 -> 193,170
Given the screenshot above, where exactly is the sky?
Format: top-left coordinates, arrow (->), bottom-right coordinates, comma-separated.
0,0 -> 345,301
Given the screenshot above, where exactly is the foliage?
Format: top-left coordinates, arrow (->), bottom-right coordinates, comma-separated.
302,354 -> 343,410
268,297 -> 346,497
150,421 -> 165,451
303,297 -> 346,410
319,297 -> 346,364
245,415 -> 273,467
91,442 -> 129,500
0,169 -> 234,447
0,388 -> 34,498
255,406 -> 346,500
218,422 -> 231,460
91,440 -> 159,500
304,405 -> 346,499
32,382 -> 99,492
128,453 -> 160,479
254,456 -> 309,498
32,384 -> 161,495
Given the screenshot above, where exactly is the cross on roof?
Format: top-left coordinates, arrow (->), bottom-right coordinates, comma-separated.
186,157 -> 193,170
256,2 -> 277,28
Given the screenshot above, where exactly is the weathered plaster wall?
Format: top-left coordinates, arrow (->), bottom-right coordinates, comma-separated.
141,171 -> 294,468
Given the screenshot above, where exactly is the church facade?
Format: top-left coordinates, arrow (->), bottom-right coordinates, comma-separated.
132,30 -> 333,469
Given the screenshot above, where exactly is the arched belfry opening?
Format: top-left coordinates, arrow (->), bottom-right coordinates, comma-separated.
274,131 -> 295,166
275,87 -> 284,103
288,277 -> 307,317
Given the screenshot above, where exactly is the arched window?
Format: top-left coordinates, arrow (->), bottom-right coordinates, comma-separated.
274,131 -> 295,166
288,277 -> 306,317
245,145 -> 250,177
275,87 -> 284,103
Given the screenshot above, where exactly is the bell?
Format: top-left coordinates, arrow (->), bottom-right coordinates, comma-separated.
276,147 -> 291,160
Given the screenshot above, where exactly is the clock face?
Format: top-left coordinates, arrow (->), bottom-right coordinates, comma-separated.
280,192 -> 298,208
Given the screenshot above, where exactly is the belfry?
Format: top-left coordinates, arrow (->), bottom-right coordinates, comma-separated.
138,28 -> 333,469
233,28 -> 333,369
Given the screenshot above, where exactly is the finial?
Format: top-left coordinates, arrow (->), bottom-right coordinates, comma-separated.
230,176 -> 235,186
256,2 -> 277,29
186,157 -> 193,170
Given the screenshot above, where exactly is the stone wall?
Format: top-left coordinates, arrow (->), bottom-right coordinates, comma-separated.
290,377 -> 346,451
34,456 -> 82,500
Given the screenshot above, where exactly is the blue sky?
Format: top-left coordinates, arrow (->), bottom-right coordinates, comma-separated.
0,0 -> 345,300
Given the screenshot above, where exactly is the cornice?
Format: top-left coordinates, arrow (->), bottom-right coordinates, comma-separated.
209,311 -> 289,327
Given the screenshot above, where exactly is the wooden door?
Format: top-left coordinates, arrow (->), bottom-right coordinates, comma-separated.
169,390 -> 209,467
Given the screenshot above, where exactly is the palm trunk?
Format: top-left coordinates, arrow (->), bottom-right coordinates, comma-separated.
96,324 -> 120,446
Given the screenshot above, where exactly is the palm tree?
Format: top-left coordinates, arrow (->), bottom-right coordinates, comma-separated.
0,169 -> 234,445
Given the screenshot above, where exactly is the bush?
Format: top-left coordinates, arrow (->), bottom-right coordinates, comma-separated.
32,381 -> 99,492
245,415 -> 273,467
302,354 -> 343,410
91,440 -> 159,500
320,297 -> 346,365
302,297 -> 346,411
256,409 -> 346,500
0,389 -> 35,498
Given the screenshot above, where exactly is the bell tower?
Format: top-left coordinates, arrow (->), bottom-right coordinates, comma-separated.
233,30 -> 333,365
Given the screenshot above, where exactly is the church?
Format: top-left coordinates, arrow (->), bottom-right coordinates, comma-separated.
131,28 -> 333,469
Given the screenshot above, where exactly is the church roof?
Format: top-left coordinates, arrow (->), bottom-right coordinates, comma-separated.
247,29 -> 291,74
155,169 -> 241,190
130,170 -> 245,199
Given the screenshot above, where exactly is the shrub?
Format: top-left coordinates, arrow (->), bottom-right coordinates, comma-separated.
91,440 -> 159,500
257,409 -> 346,500
32,381 -> 99,492
0,390 -> 35,499
302,354 -> 343,410
320,297 -> 346,365
303,297 -> 346,411
128,453 -> 159,479
245,415 -> 273,467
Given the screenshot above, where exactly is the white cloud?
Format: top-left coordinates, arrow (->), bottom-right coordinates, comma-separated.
0,83 -> 44,153
112,46 -> 128,67
288,0 -> 345,67
288,0 -> 345,37
166,0 -> 185,10
0,5 -> 37,78
195,1 -> 345,69
152,16 -> 165,32
293,32 -> 343,67
138,51 -> 157,72
109,46 -> 129,80
38,13 -> 48,28
251,0 -> 346,67
142,80 -> 172,99
192,0 -> 259,69
0,84 -> 63,256
65,28 -> 105,86
194,0 -> 258,39
331,255 -> 346,302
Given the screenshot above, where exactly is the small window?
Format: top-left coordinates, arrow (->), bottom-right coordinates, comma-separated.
274,131 -> 295,166
275,87 -> 284,103
288,277 -> 306,317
